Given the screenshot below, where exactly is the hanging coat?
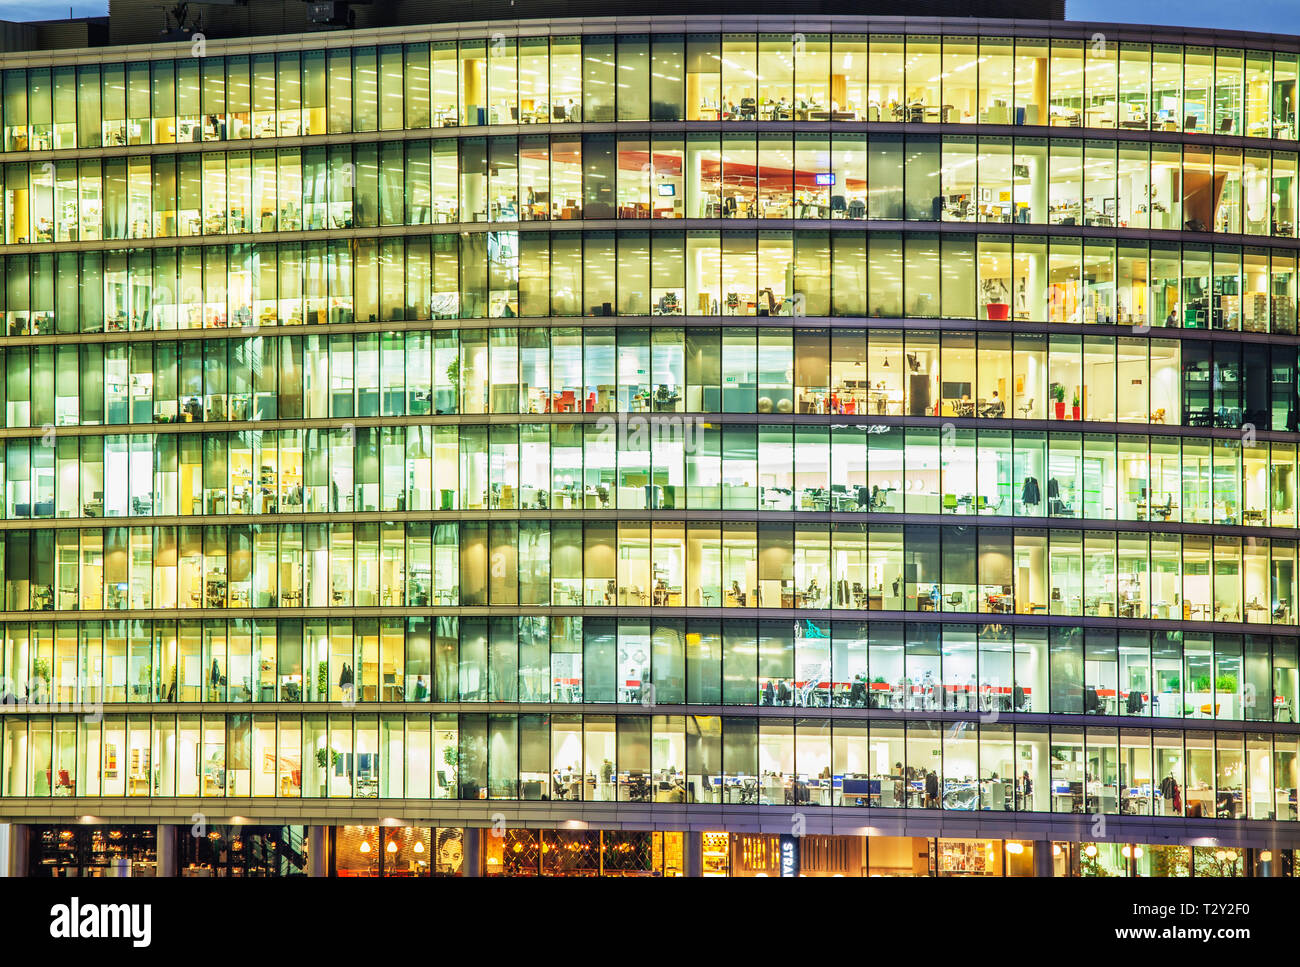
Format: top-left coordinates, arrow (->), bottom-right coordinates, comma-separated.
1021,476 -> 1041,506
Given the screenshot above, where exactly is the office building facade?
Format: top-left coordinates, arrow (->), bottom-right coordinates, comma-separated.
0,0 -> 1298,876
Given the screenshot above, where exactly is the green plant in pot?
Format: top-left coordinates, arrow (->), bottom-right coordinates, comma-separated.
315,747 -> 339,796
1071,388 -> 1081,420
442,746 -> 459,793
1052,383 -> 1066,420
32,657 -> 51,700
446,356 -> 460,406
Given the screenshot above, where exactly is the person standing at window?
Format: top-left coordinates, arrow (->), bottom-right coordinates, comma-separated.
925,769 -> 940,809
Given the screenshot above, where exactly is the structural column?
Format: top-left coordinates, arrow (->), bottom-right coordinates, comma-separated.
307,825 -> 329,878
1034,838 -> 1054,878
6,824 -> 28,878
155,824 -> 178,877
682,831 -> 703,877
461,826 -> 482,877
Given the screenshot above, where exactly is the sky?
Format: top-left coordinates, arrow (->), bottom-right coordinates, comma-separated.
0,0 -> 1286,33
0,2 -> 105,21
1067,0 -> 1291,32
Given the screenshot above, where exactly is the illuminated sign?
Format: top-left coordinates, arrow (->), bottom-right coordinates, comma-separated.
779,835 -> 800,877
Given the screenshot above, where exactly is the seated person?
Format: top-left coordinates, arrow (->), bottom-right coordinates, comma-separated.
653,578 -> 670,606
868,485 -> 885,510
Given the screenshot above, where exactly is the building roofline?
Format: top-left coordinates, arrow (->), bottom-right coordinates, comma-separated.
1,10 -> 1299,67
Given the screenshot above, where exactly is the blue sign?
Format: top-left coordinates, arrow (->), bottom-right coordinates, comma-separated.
779,834 -> 800,877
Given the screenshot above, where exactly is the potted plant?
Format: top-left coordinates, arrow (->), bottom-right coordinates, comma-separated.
1052,383 -> 1066,420
981,277 -> 1010,320
445,356 -> 461,411
32,657 -> 51,701
315,747 -> 339,797
442,746 -> 459,792
1071,388 -> 1081,421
